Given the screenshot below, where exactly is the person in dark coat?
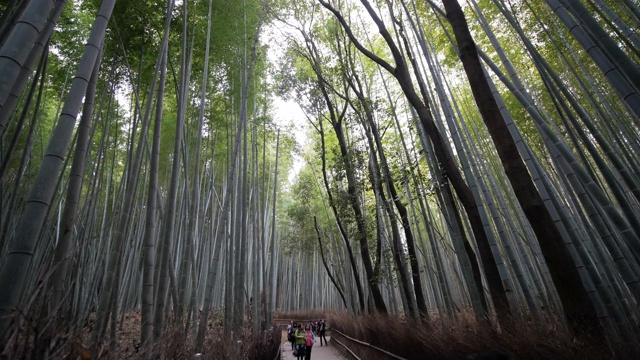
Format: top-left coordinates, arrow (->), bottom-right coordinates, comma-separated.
317,319 -> 327,346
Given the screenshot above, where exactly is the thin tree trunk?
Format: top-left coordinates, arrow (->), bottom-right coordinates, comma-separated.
50,49 -> 103,311
153,0 -> 179,340
178,0 -> 200,325
265,130 -> 281,326
91,1 -> 168,349
316,117 -> 366,312
0,0 -> 115,340
0,47 -> 48,255
140,39 -> 168,349
0,0 -> 57,112
314,216 -> 348,308
348,65 -> 429,319
196,1 -> 267,348
0,0 -> 65,137
543,0 -> 640,120
318,0 -> 510,322
441,0 -> 604,336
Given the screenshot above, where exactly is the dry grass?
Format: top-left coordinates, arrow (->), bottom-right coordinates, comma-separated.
279,309 -> 627,360
274,309 -> 328,323
3,308 -> 635,359
1,311 -> 280,360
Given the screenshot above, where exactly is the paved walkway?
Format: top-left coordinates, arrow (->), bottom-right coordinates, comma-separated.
281,335 -> 345,360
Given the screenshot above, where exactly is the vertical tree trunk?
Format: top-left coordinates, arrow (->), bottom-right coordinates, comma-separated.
196,1 -> 267,348
0,0 -> 115,340
153,0 -> 179,340
318,0 -> 510,322
0,0 -> 56,111
363,120 -> 417,318
0,0 -> 22,41
178,0 -> 198,324
0,47 -> 48,254
140,39 -> 167,349
348,68 -> 429,319
317,119 -> 366,312
543,0 -> 640,120
314,216 -> 348,308
50,49 -> 103,311
0,0 -> 65,137
265,130 -> 281,326
441,0 -> 604,336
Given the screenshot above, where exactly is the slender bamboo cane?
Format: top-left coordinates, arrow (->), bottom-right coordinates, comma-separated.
0,0 -> 115,340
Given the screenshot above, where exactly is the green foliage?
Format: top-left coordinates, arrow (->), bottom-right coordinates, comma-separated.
285,167 -> 320,245
3,0 -> 639,347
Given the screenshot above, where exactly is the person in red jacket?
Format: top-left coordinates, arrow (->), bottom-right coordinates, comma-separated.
303,324 -> 315,360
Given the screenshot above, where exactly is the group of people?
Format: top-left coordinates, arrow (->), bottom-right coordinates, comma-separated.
286,319 -> 327,359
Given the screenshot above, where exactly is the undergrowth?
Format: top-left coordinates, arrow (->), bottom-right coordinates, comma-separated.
3,308 -> 635,359
279,309 -> 632,360
1,311 -> 280,360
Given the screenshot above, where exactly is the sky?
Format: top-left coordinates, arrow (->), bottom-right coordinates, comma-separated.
272,97 -> 307,184
264,21 -> 308,184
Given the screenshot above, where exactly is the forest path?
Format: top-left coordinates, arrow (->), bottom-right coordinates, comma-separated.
280,332 -> 345,360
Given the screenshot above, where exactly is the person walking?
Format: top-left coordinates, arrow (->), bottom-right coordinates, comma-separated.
318,319 -> 327,346
287,321 -> 296,350
294,323 -> 306,359
303,324 -> 315,360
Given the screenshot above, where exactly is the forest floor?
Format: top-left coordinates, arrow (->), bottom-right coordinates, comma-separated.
115,312 -> 145,357
79,311 -> 279,359
25,308 -> 614,359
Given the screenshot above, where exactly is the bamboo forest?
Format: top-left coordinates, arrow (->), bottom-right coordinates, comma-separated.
1,0 -> 640,359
